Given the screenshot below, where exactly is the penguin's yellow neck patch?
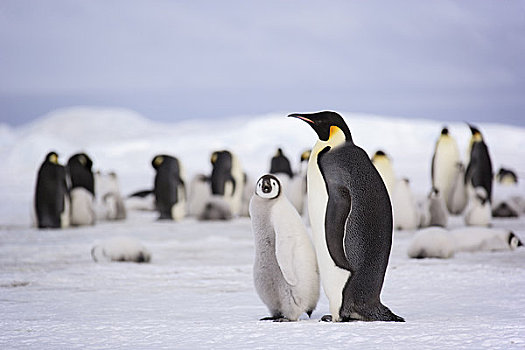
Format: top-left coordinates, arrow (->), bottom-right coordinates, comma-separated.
49,154 -> 58,164
154,156 -> 164,167
328,126 -> 346,146
211,153 -> 217,164
473,132 -> 482,142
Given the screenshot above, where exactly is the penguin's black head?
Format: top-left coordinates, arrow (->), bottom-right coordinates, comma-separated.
255,174 -> 281,200
68,153 -> 93,170
508,231 -> 523,249
288,111 -> 352,142
441,127 -> 449,135
45,151 -> 59,164
467,123 -> 483,139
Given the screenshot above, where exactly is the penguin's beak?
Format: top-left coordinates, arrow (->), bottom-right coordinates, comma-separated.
288,113 -> 314,124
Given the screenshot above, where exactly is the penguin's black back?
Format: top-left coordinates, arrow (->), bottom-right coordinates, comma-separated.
270,149 -> 293,178
153,155 -> 183,219
35,161 -> 68,228
211,151 -> 234,195
466,141 -> 493,202
67,153 -> 95,195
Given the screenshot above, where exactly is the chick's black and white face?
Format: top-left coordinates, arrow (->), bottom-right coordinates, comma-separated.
255,175 -> 281,199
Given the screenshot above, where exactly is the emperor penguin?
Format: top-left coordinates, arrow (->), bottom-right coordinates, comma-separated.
91,237 -> 151,263
465,124 -> 493,203
427,188 -> 449,227
270,148 -> 294,178
446,162 -> 468,215
392,178 -> 419,231
496,168 -> 518,185
249,174 -> 320,322
34,151 -> 70,229
290,111 -> 404,322
210,150 -> 245,216
431,127 -> 461,213
152,155 -> 186,221
269,148 -> 303,214
371,150 -> 396,198
67,153 -> 96,226
492,167 -> 523,217
464,186 -> 491,226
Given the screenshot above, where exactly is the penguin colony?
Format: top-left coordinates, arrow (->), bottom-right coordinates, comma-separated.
32,110 -> 523,319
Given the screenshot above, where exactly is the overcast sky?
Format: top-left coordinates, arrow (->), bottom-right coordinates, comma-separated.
1,0 -> 524,126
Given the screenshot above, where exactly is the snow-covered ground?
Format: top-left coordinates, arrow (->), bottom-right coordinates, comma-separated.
1,107 -> 524,349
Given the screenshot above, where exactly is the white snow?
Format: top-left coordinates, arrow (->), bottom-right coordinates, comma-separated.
1,107 -> 524,349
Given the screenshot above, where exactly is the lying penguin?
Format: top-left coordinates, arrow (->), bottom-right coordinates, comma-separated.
91,237 -> 151,263
407,226 -> 522,259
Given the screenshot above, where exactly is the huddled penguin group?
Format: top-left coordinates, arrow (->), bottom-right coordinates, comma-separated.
34,151 -> 127,229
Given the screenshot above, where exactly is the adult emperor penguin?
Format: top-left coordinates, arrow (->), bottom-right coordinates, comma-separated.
67,153 -> 96,226
152,154 -> 186,221
210,150 -> 245,216
249,174 -> 320,321
465,124 -> 493,203
34,151 -> 70,228
371,150 -> 396,198
431,127 -> 461,213
290,111 -> 404,322
270,148 -> 294,178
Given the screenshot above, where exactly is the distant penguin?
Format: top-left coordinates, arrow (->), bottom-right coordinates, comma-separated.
152,155 -> 186,221
407,226 -> 522,259
34,151 -> 70,229
496,167 -> 518,185
91,237 -> 151,263
290,111 -> 403,322
249,174 -> 319,322
450,227 -> 522,253
298,150 -> 311,220
446,162 -> 468,215
210,150 -> 245,216
465,124 -> 493,203
492,167 -> 523,217
67,153 -> 96,226
269,148 -> 294,178
464,187 -> 491,226
67,153 -> 95,195
431,127 -> 461,213
407,227 -> 455,259
392,178 -> 419,231
428,188 -> 448,227
372,150 -> 396,198
94,171 -> 126,221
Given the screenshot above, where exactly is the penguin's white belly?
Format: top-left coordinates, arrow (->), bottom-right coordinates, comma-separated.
171,184 -> 187,221
433,148 -> 458,201
70,188 -> 95,226
307,155 -> 350,321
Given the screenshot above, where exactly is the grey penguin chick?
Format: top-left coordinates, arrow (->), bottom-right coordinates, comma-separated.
249,174 -> 320,322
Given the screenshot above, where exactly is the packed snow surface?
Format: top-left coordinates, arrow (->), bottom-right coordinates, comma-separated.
1,107 -> 524,349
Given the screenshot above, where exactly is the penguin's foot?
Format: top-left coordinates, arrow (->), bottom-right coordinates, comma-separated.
273,317 -> 292,323
259,315 -> 282,321
320,314 -> 333,322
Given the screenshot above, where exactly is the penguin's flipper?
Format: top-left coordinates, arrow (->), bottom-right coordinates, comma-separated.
324,184 -> 353,271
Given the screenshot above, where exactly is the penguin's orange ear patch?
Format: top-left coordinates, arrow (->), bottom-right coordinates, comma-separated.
211,153 -> 217,164
49,154 -> 58,164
